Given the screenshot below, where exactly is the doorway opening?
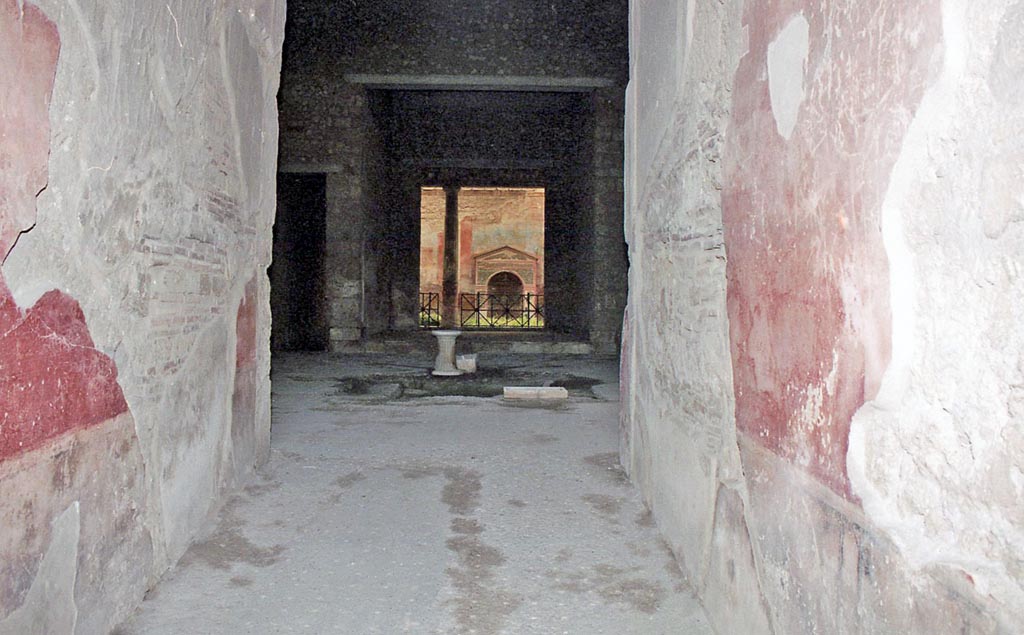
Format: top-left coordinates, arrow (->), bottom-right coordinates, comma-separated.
270,173 -> 329,351
418,186 -> 545,329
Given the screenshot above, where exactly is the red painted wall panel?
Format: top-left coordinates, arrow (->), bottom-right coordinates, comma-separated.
0,279 -> 129,460
235,278 -> 258,370
722,0 -> 942,498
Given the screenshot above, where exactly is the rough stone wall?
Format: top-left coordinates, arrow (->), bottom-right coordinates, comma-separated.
624,0 -> 1023,632
284,0 -> 628,80
278,79 -> 385,346
0,1 -> 284,632
278,77 -> 370,171
325,170 -> 368,343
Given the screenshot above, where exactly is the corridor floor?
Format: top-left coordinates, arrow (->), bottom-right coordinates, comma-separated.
117,353 -> 712,635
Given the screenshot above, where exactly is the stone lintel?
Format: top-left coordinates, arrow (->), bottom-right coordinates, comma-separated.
344,74 -> 616,92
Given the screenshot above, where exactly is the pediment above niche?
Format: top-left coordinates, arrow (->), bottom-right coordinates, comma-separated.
474,246 -> 537,262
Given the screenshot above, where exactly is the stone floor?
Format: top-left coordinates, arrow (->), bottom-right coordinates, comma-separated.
116,352 -> 712,635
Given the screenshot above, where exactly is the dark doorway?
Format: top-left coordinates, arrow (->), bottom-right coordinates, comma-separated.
271,173 -> 329,351
370,89 -> 594,338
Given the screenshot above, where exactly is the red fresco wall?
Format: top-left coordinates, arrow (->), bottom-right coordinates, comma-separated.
235,277 -> 258,371
230,276 -> 259,470
722,0 -> 942,498
0,0 -> 129,462
419,187 -> 545,296
0,282 -> 130,460
459,218 -> 475,276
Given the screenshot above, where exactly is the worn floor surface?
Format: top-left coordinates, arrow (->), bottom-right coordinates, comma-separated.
118,353 -> 712,635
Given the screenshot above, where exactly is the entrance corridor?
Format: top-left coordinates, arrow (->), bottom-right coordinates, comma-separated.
116,353 -> 712,634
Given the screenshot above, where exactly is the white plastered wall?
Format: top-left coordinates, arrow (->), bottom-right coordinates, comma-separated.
848,0 -> 1024,623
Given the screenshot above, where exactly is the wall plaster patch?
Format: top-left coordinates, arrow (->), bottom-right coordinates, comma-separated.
766,14 -> 810,140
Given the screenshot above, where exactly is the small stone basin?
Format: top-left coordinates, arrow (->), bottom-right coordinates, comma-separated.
431,329 -> 463,376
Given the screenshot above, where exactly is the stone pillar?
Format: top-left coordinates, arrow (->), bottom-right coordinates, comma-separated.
441,185 -> 460,328
325,172 -> 366,347
590,87 -> 627,354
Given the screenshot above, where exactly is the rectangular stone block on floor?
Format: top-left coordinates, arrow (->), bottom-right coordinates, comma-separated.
503,386 -> 569,400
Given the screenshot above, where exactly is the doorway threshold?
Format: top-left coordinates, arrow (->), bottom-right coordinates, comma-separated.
338,331 -> 594,356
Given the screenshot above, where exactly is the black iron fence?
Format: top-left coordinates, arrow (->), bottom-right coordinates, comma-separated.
419,292 -> 440,327
420,292 -> 545,329
460,293 -> 544,329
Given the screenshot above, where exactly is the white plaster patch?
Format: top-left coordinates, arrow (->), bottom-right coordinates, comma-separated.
849,0 -> 1024,624
766,14 -> 810,141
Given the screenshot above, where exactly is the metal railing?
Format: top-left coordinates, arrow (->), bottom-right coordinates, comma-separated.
419,292 -> 440,328
460,293 -> 544,329
420,292 -> 545,329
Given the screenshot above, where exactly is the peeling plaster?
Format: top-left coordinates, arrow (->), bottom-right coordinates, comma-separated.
0,0 -> 58,261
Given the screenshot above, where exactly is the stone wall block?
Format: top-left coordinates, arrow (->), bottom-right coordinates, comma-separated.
702,486 -> 774,635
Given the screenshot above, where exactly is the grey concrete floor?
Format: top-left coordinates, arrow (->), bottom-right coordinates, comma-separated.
118,352 -> 712,635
